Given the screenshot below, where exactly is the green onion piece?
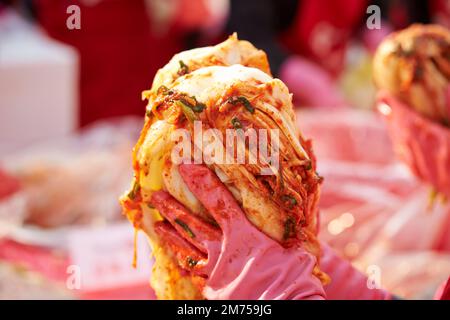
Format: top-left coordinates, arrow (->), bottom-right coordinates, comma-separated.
186,256 -> 198,268
228,96 -> 255,113
157,85 -> 173,96
145,109 -> 152,117
178,60 -> 189,76
231,117 -> 243,129
305,160 -> 312,170
179,96 -> 196,107
281,195 -> 297,209
192,102 -> 206,113
283,217 -> 295,240
157,85 -> 168,95
127,181 -> 140,200
175,218 -> 196,238
179,96 -> 205,113
176,100 -> 198,123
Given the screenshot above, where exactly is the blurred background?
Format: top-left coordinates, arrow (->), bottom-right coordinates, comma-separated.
0,0 -> 450,299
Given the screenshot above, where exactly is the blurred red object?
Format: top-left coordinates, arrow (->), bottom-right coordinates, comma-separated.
281,0 -> 368,76
0,238 -> 155,299
0,238 -> 67,282
34,0 -> 183,127
280,56 -> 350,108
0,168 -> 21,200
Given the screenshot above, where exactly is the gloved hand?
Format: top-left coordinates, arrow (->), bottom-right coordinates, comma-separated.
377,91 -> 450,198
434,277 -> 450,300
279,56 -> 349,108
150,163 -> 325,300
151,163 -> 392,300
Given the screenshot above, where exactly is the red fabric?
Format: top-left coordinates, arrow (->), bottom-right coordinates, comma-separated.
280,0 -> 368,76
388,2 -> 410,29
430,0 -> 450,28
34,0 -> 182,127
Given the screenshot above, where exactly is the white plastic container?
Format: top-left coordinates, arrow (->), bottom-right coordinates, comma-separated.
0,9 -> 78,157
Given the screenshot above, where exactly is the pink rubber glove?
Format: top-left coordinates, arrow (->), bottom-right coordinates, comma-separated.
320,243 -> 390,300
434,277 -> 450,300
377,91 -> 450,198
361,22 -> 393,54
151,164 -> 325,300
279,56 -> 349,108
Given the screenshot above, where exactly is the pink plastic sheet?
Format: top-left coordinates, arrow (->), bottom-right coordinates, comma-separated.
299,109 -> 450,299
0,117 -> 141,229
0,112 -> 449,299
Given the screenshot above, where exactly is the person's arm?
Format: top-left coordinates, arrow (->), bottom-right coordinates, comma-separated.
150,164 -> 394,299
320,243 -> 390,300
